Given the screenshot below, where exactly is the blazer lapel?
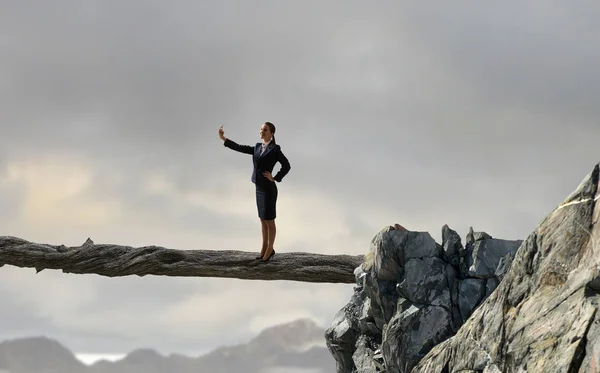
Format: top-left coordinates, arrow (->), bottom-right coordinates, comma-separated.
254,144 -> 262,160
260,142 -> 275,158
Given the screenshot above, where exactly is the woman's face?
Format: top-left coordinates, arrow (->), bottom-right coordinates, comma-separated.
259,124 -> 271,140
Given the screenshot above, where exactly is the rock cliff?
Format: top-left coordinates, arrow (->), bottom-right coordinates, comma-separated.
326,162 -> 599,372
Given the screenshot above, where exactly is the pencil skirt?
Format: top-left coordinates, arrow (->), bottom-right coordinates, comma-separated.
256,181 -> 278,220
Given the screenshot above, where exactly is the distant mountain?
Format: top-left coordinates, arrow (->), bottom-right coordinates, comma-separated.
0,319 -> 335,373
0,336 -> 87,373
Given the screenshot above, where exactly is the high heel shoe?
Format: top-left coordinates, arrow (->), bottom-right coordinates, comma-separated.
256,248 -> 267,260
261,249 -> 275,262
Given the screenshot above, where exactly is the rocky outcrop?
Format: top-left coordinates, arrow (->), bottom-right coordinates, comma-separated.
326,224 -> 522,373
414,163 -> 600,371
327,162 -> 600,373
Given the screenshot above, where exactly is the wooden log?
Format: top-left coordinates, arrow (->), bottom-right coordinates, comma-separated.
0,236 -> 364,284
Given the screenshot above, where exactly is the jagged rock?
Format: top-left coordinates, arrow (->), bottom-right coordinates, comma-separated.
474,231 -> 492,241
372,349 -> 385,371
354,265 -> 367,288
445,264 -> 462,328
325,291 -> 363,373
382,302 -> 454,373
358,297 -> 380,336
362,272 -> 395,333
468,237 -> 523,279
460,227 -> 496,278
413,162 -> 600,372
326,223 -> 520,373
458,278 -> 485,322
403,257 -> 450,307
460,227 -> 476,277
495,251 -> 515,281
353,335 -> 382,372
442,224 -> 463,267
466,227 -> 492,243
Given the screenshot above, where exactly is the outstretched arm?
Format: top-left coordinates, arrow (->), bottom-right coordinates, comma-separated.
273,149 -> 291,182
223,138 -> 254,154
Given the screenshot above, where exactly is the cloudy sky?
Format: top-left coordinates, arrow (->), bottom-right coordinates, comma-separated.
1,0 -> 599,362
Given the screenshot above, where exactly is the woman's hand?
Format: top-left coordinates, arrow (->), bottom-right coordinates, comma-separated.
263,171 -> 274,182
218,125 -> 226,141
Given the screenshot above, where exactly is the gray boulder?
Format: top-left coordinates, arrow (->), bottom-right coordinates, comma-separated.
326,221 -> 521,372
382,302 -> 453,373
468,237 -> 523,279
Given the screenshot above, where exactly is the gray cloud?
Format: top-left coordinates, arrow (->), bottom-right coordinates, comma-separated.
397,2 -> 600,124
0,288 -> 57,337
0,179 -> 24,224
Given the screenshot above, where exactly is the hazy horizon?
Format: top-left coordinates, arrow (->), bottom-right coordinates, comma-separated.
2,317 -> 330,369
76,353 -> 127,366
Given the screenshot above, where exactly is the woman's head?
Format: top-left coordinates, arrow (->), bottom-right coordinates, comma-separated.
260,122 -> 276,144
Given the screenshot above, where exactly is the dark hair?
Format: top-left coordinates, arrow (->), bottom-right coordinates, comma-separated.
265,122 -> 276,144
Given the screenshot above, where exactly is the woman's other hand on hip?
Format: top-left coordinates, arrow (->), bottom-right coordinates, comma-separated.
263,171 -> 274,182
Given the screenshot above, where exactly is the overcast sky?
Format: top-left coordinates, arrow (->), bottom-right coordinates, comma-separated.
1,0 -> 599,360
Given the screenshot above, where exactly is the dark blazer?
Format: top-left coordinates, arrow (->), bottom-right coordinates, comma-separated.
223,138 -> 291,187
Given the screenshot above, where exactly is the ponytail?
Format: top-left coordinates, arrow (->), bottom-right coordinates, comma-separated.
265,122 -> 276,145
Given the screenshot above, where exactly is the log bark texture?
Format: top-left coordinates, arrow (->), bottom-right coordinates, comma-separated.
0,236 -> 363,283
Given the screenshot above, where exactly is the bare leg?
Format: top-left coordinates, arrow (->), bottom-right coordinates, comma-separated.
263,219 -> 276,259
259,219 -> 268,258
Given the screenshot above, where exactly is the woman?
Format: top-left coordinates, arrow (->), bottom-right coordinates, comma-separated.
218,122 -> 291,262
